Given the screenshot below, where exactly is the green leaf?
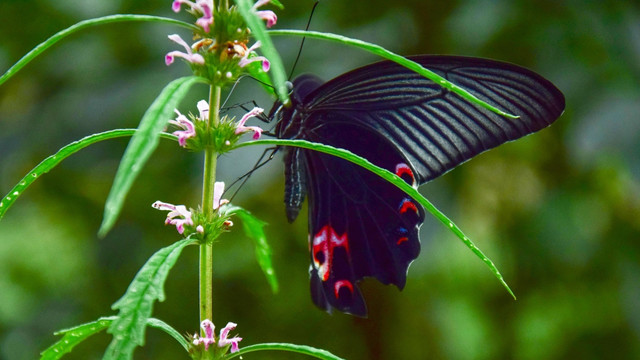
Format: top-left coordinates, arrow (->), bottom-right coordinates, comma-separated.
228,342 -> 344,360
244,59 -> 275,96
269,0 -> 284,10
267,29 -> 519,119
146,318 -> 191,352
0,15 -> 197,87
104,238 -> 197,360
236,139 -> 516,299
41,317 -> 114,360
40,316 -> 189,360
0,130 -> 176,222
236,0 -> 290,105
99,76 -> 206,237
225,205 -> 278,293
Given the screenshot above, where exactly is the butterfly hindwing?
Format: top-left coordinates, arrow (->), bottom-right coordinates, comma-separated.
291,120 -> 424,316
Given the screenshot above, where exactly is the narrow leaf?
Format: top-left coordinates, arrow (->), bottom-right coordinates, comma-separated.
41,317 -> 114,360
0,15 -> 197,86
228,342 -> 345,360
40,316 -> 189,360
269,0 -> 284,9
146,318 -> 191,352
225,205 -> 278,293
104,238 -> 197,360
268,29 -> 518,119
99,76 -> 205,237
236,0 -> 290,105
0,130 -> 176,222
236,139 -> 516,299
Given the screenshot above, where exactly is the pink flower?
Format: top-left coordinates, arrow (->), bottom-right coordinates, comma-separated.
235,107 -> 264,139
152,201 -> 193,234
192,319 -> 242,354
253,0 -> 277,28
165,34 -> 205,66
237,41 -> 270,72
168,100 -> 209,147
218,322 -> 242,353
172,0 -> 214,32
213,181 -> 229,210
195,2 -> 213,32
169,109 -> 196,147
192,319 -> 216,350
197,99 -> 209,122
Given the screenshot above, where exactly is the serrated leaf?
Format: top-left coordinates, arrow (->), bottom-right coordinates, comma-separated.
0,130 -> 176,222
236,0 -> 290,104
225,205 -> 278,293
40,316 -> 189,360
99,76 -> 206,237
237,139 -> 515,299
103,238 -> 196,360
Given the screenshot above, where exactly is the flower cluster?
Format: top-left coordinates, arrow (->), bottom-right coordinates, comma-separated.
173,0 -> 277,32
169,100 -> 209,147
167,99 -> 264,150
153,181 -> 233,237
151,201 -> 195,234
166,0 -> 277,75
172,0 -> 214,32
192,319 -> 242,354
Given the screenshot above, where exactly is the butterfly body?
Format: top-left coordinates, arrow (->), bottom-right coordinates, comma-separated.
270,55 -> 565,316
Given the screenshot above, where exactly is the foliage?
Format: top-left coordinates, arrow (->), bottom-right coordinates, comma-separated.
1,1 -> 639,360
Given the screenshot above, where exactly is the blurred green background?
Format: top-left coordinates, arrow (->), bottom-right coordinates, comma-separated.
1,0 -> 639,359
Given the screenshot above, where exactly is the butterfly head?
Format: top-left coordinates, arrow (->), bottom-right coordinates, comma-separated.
270,74 -> 325,139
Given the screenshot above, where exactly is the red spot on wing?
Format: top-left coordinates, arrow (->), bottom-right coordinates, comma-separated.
312,225 -> 350,282
397,237 -> 409,245
399,198 -> 418,215
334,280 -> 354,298
395,163 -> 416,187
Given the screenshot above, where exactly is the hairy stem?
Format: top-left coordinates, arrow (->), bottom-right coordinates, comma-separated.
199,85 -> 221,350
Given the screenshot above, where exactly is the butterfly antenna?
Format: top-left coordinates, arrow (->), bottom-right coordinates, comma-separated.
221,75 -> 247,109
287,1 -> 320,81
224,147 -> 279,203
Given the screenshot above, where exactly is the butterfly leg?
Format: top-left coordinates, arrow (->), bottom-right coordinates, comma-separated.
221,100 -> 271,123
225,146 -> 279,203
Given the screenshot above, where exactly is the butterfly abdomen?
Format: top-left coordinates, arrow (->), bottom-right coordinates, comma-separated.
283,148 -> 307,223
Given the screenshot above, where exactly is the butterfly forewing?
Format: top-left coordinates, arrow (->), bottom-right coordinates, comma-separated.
302,55 -> 565,183
275,55 -> 565,315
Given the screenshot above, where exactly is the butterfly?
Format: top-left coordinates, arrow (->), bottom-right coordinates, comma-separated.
268,55 -> 565,316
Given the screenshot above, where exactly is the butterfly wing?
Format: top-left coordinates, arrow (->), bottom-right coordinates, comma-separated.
290,120 -> 424,316
302,55 -> 566,183
280,55 -> 565,315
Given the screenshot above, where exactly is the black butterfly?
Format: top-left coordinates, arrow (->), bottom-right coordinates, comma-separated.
269,55 -> 565,316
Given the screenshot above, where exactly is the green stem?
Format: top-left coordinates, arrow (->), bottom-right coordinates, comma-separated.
199,86 -> 221,349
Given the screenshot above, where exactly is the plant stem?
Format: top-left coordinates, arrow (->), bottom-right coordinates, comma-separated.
199,85 -> 221,344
